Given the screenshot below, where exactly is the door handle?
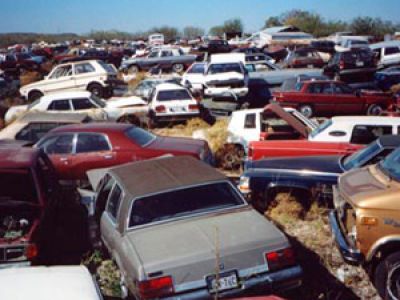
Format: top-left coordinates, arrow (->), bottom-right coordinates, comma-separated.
103,154 -> 113,160
59,157 -> 68,162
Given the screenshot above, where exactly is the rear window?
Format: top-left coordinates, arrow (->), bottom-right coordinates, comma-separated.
97,60 -> 116,74
129,182 -> 245,227
157,89 -> 191,101
125,126 -> 156,147
208,63 -> 242,74
0,169 -> 38,203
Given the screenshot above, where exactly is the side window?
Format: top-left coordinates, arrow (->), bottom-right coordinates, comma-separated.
351,125 -> 392,144
16,123 -> 60,142
49,65 -> 72,79
106,184 -> 123,221
244,113 -> 256,129
76,133 -> 110,153
322,83 -> 334,94
94,175 -> 115,220
308,83 -> 322,94
385,47 -> 400,56
75,63 -> 95,74
160,51 -> 172,57
72,98 -> 97,110
48,99 -> 71,111
39,134 -> 74,154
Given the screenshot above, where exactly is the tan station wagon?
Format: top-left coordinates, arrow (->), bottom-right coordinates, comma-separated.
330,147 -> 400,299
88,156 -> 302,299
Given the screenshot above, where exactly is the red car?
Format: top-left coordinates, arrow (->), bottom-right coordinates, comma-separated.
273,80 -> 394,118
35,123 -> 213,180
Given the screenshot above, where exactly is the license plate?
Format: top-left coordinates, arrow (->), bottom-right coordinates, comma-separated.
206,270 -> 239,293
170,107 -> 185,112
356,61 -> 364,67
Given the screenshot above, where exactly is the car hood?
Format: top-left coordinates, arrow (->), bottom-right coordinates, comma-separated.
206,72 -> 244,84
126,208 -> 288,283
338,165 -> 399,209
247,155 -> 342,174
146,136 -> 205,154
263,103 -> 309,138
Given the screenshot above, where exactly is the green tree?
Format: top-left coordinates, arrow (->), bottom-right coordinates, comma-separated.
183,26 -> 205,40
263,16 -> 282,29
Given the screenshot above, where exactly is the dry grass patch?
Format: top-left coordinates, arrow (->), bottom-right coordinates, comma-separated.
20,71 -> 42,86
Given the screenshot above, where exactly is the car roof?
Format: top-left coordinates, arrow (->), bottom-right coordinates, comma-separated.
377,135 -> 400,147
0,146 -> 41,169
370,40 -> 400,49
40,91 -> 92,101
155,83 -> 186,91
109,156 -> 226,199
49,122 -> 132,134
0,266 -> 101,300
17,111 -> 89,123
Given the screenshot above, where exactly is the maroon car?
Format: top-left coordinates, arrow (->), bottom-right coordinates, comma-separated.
273,80 -> 394,118
283,48 -> 324,69
35,123 -> 213,180
0,146 -> 87,266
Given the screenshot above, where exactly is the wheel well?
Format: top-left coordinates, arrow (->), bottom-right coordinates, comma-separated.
87,81 -> 104,89
369,241 -> 400,275
28,89 -> 43,99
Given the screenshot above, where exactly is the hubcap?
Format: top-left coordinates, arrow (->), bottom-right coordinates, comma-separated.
387,262 -> 400,300
300,106 -> 312,117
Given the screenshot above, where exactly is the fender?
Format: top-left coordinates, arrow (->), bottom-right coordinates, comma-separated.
366,235 -> 400,262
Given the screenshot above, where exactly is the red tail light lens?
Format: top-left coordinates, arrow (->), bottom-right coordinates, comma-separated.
188,104 -> 199,111
138,276 -> 174,299
25,243 -> 38,260
265,247 -> 296,271
339,60 -> 345,70
155,105 -> 166,113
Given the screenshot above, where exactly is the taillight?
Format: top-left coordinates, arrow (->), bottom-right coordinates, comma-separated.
188,104 -> 199,111
155,105 -> 166,113
339,60 -> 345,70
265,248 -> 296,271
25,243 -> 38,260
138,276 -> 174,299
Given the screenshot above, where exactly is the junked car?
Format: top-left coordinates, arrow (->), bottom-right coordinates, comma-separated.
330,147 -> 400,299
239,135 -> 400,208
0,266 -> 103,300
88,156 -> 302,299
147,83 -> 200,127
19,60 -> 121,101
35,123 -> 213,181
5,91 -> 148,125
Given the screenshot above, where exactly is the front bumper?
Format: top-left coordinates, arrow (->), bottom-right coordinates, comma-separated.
204,87 -> 248,98
329,210 -> 364,265
164,265 -> 302,300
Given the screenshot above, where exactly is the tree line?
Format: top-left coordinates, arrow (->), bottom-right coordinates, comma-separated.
1,9 -> 399,48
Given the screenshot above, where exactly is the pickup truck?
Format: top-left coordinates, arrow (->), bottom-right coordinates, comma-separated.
273,80 -> 394,118
119,48 -> 197,73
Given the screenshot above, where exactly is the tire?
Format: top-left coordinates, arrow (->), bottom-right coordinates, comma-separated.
172,63 -> 184,73
128,65 -> 139,74
374,251 -> 400,300
299,104 -> 314,118
87,83 -> 104,98
220,144 -> 245,170
28,90 -> 43,102
367,104 -> 384,116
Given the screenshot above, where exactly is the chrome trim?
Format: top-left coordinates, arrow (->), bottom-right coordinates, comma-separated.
125,180 -> 248,233
250,167 -> 340,177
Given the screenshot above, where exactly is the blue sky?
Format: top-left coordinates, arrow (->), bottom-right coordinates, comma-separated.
0,0 -> 399,34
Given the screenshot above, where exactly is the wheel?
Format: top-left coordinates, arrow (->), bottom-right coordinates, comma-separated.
28,90 -> 43,102
87,83 -> 104,98
172,63 -> 184,73
374,251 -> 400,300
220,144 -> 245,170
128,65 -> 139,74
367,104 -> 384,116
299,104 -> 314,118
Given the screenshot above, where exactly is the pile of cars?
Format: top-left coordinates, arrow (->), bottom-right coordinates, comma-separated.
2,32 -> 400,300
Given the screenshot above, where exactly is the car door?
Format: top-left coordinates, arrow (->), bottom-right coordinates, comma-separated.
44,64 -> 76,93
383,46 -> 400,66
331,82 -> 362,114
73,62 -> 97,90
69,133 -> 116,179
101,182 -> 123,252
37,134 -> 74,179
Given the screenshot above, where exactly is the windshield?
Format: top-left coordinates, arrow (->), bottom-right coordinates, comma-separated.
310,119 -> 332,139
157,89 -> 191,101
207,63 -> 242,74
379,148 -> 400,181
342,141 -> 382,170
129,182 -> 245,227
0,169 -> 38,204
125,126 -> 156,147
90,94 -> 106,108
187,63 -> 205,74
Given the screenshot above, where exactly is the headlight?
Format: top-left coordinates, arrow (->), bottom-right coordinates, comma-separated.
238,175 -> 250,194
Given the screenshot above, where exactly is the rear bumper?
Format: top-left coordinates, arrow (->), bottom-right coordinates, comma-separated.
0,260 -> 31,270
164,265 -> 302,299
329,211 -> 364,265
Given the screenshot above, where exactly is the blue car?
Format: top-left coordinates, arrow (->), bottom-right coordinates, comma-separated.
375,66 -> 400,91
